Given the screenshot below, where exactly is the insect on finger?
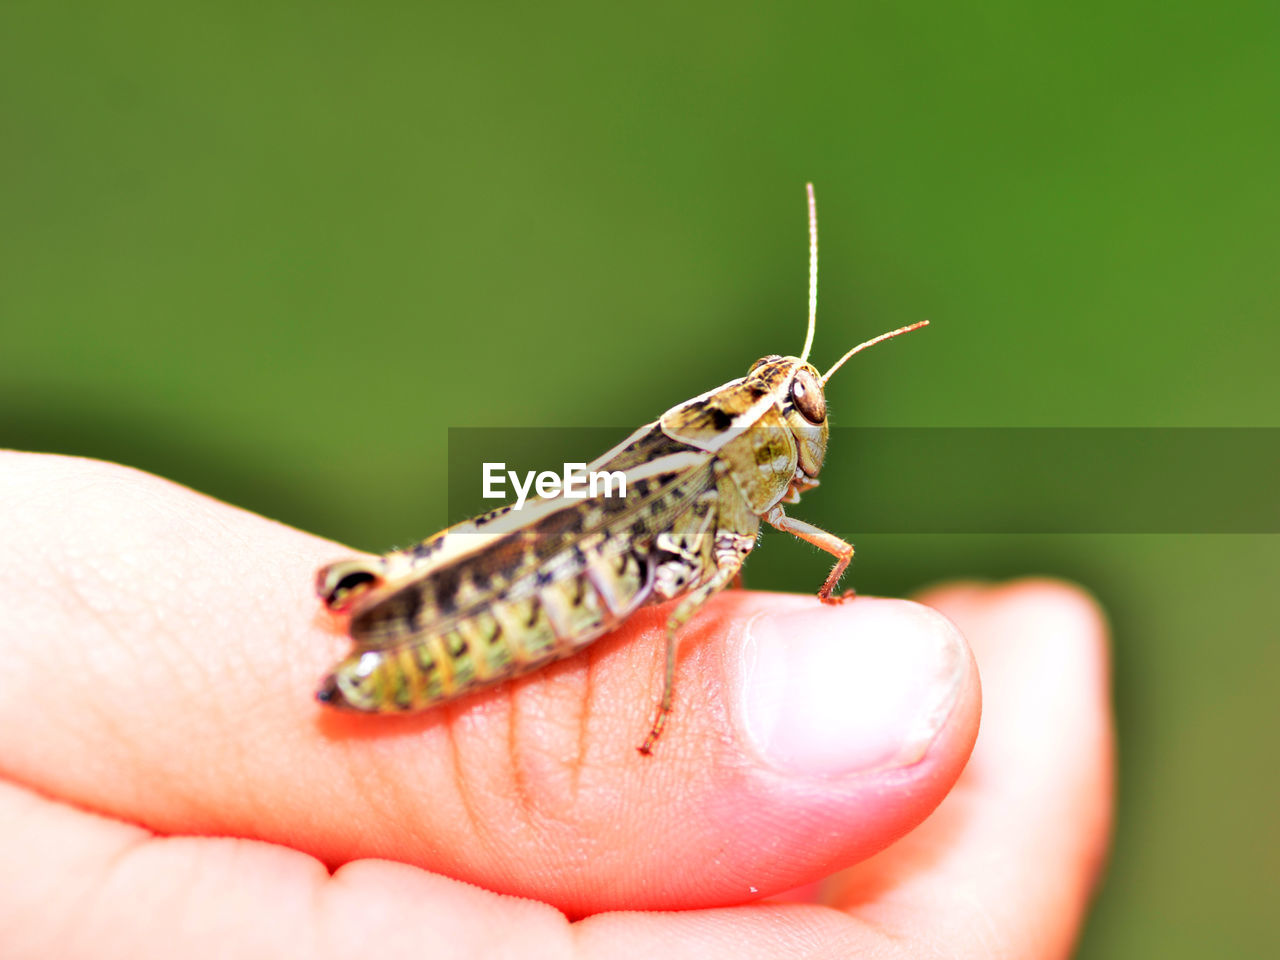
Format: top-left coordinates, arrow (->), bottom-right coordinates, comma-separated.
315,184 -> 929,753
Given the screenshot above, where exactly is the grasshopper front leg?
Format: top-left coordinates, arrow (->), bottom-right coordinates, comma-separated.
764,504 -> 855,603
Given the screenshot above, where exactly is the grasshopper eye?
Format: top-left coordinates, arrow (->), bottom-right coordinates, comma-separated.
790,370 -> 826,423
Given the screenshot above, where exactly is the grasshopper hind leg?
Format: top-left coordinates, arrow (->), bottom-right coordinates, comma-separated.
639,531 -> 754,755
316,558 -> 387,612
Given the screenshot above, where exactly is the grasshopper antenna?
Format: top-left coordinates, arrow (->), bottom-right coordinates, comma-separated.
820,320 -> 930,385
799,182 -> 818,362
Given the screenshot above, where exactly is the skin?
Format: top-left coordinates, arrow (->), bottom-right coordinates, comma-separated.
0,452 -> 1113,959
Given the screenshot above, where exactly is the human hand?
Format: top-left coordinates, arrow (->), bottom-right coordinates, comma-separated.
0,452 -> 1111,958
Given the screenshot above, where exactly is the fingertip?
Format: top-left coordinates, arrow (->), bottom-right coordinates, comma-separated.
920,577 -> 1107,636
911,578 -> 994,611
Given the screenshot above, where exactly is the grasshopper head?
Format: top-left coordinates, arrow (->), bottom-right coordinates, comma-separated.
782,360 -> 829,478
740,324 -> 928,506
745,355 -> 830,481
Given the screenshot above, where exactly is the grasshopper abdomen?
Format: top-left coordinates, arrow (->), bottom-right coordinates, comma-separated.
319,532 -> 656,712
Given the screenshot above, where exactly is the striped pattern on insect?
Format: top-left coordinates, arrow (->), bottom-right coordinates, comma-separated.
315,184 -> 928,754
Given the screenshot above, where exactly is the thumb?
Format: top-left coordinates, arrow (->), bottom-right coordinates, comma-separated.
0,452 -> 979,917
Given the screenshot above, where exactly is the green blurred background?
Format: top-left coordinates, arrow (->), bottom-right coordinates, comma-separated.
2,2 -> 1276,954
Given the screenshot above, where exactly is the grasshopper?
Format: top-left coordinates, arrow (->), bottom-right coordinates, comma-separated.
315,184 -> 928,754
